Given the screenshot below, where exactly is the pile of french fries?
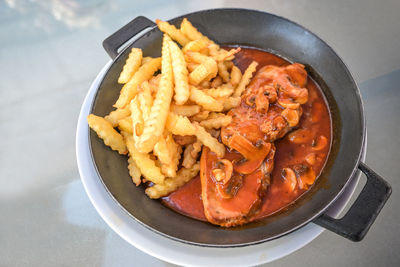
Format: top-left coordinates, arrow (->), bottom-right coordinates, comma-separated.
87,18 -> 257,199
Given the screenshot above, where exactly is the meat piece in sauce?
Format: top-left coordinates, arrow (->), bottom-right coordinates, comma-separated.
201,63 -> 309,227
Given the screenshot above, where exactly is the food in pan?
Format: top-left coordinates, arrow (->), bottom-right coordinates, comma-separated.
88,18 -> 331,227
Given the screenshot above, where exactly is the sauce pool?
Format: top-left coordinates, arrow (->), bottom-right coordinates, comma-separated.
163,48 -> 332,222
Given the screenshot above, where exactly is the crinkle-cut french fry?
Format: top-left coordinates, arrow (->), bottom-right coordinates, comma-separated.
211,76 -> 223,88
128,156 -> 142,186
117,117 -> 133,134
118,48 -> 143,84
185,51 -> 209,64
136,35 -> 174,153
233,61 -> 258,97
190,110 -> 210,122
182,39 -> 207,53
230,65 -> 242,86
200,115 -> 232,129
160,134 -> 182,177
173,134 -> 196,145
180,18 -> 215,46
104,107 -> 131,127
187,63 -> 199,72
182,141 -> 202,168
148,74 -> 161,95
207,112 -> 225,119
123,132 -> 165,184
192,122 -> 225,158
166,112 -> 196,135
213,47 -> 241,62
169,39 -> 190,105
189,57 -> 218,85
203,86 -> 234,98
217,62 -> 230,82
171,104 -> 201,117
221,96 -> 241,111
141,56 -> 153,65
129,96 -> 144,143
208,43 -> 220,57
200,80 -> 211,88
189,86 -> 223,112
224,61 -> 234,70
138,81 -> 153,121
145,163 -> 200,199
155,19 -> 190,46
87,114 -> 127,154
114,57 -> 162,108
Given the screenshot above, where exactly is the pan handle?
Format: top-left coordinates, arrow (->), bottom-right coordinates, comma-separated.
102,16 -> 156,59
314,162 -> 391,241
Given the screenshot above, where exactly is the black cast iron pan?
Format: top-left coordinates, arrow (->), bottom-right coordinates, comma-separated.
89,8 -> 391,247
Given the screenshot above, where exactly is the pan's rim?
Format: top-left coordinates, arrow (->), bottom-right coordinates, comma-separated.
88,8 -> 366,247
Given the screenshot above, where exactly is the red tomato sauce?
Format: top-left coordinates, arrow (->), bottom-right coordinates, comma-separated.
163,48 -> 332,222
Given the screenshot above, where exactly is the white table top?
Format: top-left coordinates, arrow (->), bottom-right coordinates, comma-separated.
1,0 -> 399,266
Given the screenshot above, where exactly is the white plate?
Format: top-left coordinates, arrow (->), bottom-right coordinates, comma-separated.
76,62 -> 366,266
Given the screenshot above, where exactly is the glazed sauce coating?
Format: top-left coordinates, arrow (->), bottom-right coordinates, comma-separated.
163,48 -> 332,222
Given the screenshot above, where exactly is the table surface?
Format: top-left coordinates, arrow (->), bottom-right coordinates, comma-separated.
1,0 -> 399,266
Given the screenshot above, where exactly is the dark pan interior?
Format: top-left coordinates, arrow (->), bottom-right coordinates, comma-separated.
89,9 -> 365,247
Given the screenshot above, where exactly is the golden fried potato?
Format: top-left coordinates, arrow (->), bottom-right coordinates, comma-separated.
182,39 -> 207,53
128,156 -> 142,186
189,86 -> 223,112
221,96 -> 241,111
173,135 -> 197,145
155,19 -> 190,46
123,132 -> 165,184
203,86 -> 234,98
190,110 -> 210,122
189,57 -> 218,85
217,62 -> 230,82
169,39 -> 190,105
213,47 -> 241,62
136,35 -> 174,153
230,65 -> 242,86
87,114 -> 127,154
129,96 -> 144,143
180,18 -> 214,45
192,122 -> 225,157
118,48 -> 143,84
233,61 -> 258,97
166,112 -> 196,135
182,141 -> 202,168
211,76 -> 223,88
154,133 -> 181,177
145,163 -> 200,199
104,107 -> 130,127
114,57 -> 161,108
199,115 -> 232,129
117,117 -> 133,134
171,104 -> 201,117
141,56 -> 153,65
138,81 -> 153,121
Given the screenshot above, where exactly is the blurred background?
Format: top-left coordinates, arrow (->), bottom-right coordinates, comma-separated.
1,0 -> 399,266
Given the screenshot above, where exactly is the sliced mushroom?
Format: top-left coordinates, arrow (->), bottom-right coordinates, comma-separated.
281,168 -> 297,192
282,108 -> 300,127
293,164 -> 316,189
277,98 -> 300,109
212,159 -> 233,184
305,153 -> 316,165
233,142 -> 272,174
312,135 -> 328,151
255,90 -> 270,113
262,85 -> 277,103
